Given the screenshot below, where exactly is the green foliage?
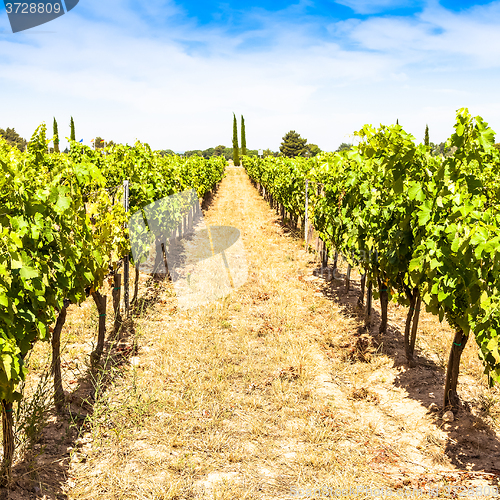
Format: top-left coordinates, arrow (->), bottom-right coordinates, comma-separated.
53,118 -> 60,153
424,124 -> 429,147
336,143 -> 352,152
70,117 -> 75,142
244,108 -> 500,387
306,144 -> 321,157
233,113 -> 240,166
0,128 -> 27,152
241,116 -> 247,157
263,148 -> 277,157
214,145 -> 225,157
280,131 -> 307,158
0,131 -> 226,405
159,149 -> 176,156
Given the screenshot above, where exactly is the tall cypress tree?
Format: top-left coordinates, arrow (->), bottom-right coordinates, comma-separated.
424,124 -> 429,146
232,113 -> 240,166
241,115 -> 247,157
53,117 -> 60,153
70,116 -> 76,142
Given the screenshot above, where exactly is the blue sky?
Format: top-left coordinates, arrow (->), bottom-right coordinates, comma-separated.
0,0 -> 499,151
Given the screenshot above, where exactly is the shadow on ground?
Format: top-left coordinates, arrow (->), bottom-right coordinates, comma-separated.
273,210 -> 500,486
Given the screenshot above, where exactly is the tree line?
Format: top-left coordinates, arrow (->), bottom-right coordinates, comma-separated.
5,118 -> 497,158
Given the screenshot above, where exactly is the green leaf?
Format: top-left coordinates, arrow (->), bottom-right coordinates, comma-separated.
19,265 -> 38,280
0,293 -> 8,308
394,177 -> 404,194
55,195 -> 71,214
408,183 -> 425,202
417,202 -> 432,226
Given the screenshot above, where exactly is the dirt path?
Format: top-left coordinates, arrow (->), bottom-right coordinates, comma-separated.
56,167 -> 500,499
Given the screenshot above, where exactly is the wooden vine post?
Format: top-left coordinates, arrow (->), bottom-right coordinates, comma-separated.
304,179 -> 309,249
123,180 -> 130,316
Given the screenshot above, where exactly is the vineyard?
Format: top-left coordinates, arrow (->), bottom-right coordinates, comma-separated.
0,125 -> 226,486
244,108 -> 500,412
0,111 -> 500,498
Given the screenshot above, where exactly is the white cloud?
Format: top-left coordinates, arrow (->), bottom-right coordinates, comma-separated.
0,0 -> 499,152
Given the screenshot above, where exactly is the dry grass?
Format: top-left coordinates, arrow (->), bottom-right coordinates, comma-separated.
6,166 -> 500,499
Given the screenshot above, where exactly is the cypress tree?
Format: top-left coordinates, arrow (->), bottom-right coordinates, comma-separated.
396,118 -> 399,125
241,115 -> 247,157
232,113 -> 240,166
424,124 -> 429,146
70,116 -> 76,142
53,117 -> 60,153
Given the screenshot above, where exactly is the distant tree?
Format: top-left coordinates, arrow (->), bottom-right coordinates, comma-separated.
222,147 -> 233,160
280,130 -> 307,158
70,116 -> 75,142
202,147 -> 215,159
214,145 -> 226,156
494,143 -> 500,152
430,142 -> 457,158
396,119 -> 399,125
106,140 -> 116,147
263,148 -> 274,157
94,137 -> 105,149
232,113 -> 240,166
241,115 -> 247,156
53,117 -> 60,153
305,143 -> 321,157
0,127 -> 27,151
184,150 -> 203,157
159,149 -> 176,156
424,124 -> 429,147
336,142 -> 352,152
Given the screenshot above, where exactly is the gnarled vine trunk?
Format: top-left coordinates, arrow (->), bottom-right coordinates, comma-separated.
91,291 -> 107,362
377,277 -> 389,334
409,294 -> 422,360
358,273 -> 366,307
404,287 -> 421,363
0,400 -> 14,486
444,330 -> 468,410
366,281 -> 373,317
51,303 -> 68,412
131,264 -> 140,306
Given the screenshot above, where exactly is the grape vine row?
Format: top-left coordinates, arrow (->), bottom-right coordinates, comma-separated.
0,124 -> 226,481
244,108 -> 500,413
